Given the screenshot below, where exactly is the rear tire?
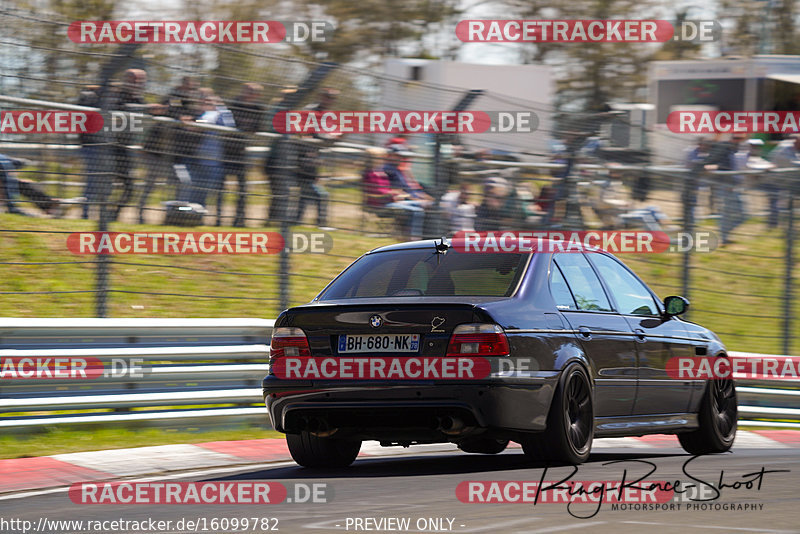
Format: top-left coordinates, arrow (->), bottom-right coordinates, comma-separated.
678,376 -> 737,455
522,364 -> 594,464
458,437 -> 509,454
286,432 -> 361,468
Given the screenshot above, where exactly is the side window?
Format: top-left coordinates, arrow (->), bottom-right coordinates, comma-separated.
553,254 -> 613,312
549,262 -> 577,310
588,253 -> 659,316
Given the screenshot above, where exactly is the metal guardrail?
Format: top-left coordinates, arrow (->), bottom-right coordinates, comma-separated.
0,320 -> 798,431
0,318 -> 272,430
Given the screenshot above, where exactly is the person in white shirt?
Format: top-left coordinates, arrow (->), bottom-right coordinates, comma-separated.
767,134 -> 800,228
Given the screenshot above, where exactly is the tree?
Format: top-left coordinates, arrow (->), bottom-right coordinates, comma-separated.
295,0 -> 462,65
6,0 -> 119,100
498,0 -> 668,112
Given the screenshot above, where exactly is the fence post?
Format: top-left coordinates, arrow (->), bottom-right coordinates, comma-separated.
783,186 -> 795,355
93,112 -> 115,318
95,206 -> 110,317
681,168 -> 697,310
90,42 -> 143,317
279,219 -> 291,312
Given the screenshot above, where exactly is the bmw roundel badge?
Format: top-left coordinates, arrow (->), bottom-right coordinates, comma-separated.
369,314 -> 383,328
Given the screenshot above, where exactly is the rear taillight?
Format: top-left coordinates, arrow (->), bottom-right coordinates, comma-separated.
270,327 -> 311,358
446,323 -> 509,357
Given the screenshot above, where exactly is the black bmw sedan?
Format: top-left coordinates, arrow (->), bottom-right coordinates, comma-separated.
262,239 -> 737,467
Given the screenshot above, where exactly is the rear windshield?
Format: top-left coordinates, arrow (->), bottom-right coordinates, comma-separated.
318,248 -> 528,300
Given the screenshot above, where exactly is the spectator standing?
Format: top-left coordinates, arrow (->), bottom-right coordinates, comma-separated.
223,83 -> 265,227
708,134 -> 746,244
737,139 -> 775,229
109,69 -> 147,221
683,137 -> 711,229
265,87 -> 298,226
137,103 -> 172,223
178,88 -> 236,209
164,76 -> 199,119
77,84 -> 102,219
293,88 -> 339,228
768,134 -> 800,229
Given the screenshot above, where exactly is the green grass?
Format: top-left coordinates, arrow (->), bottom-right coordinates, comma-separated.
2,213 -> 795,353
0,214 -> 394,318
0,426 -> 283,459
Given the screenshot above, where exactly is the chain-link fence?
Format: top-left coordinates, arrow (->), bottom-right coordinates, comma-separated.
1,6 -> 797,356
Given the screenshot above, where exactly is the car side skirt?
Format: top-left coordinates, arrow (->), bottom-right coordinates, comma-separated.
594,413 -> 700,438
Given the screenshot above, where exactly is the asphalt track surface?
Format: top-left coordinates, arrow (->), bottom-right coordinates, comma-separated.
2,436 -> 798,534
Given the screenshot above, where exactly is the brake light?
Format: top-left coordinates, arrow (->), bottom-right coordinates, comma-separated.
446,323 -> 509,357
270,327 -> 311,358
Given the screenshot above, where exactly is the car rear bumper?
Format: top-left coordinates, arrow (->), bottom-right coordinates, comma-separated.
262,375 -> 559,439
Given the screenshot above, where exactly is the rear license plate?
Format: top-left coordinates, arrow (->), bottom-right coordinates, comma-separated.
338,334 -> 420,353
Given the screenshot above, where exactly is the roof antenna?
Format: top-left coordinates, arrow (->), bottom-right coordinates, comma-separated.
434,237 -> 449,265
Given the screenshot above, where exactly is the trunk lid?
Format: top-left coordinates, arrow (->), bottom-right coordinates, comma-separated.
281,299 -> 491,357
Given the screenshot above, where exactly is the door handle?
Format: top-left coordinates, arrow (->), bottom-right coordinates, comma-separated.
578,327 -> 592,339
634,329 -> 646,342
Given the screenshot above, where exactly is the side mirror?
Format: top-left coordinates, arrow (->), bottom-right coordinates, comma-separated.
663,295 -> 690,317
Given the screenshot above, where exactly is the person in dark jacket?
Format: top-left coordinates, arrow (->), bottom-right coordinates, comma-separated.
222,83 -> 265,227
264,87 -> 298,226
704,135 -> 741,244
137,103 -> 173,223
292,88 -> 340,228
77,84 -> 102,219
109,69 -> 147,221
164,76 -> 199,120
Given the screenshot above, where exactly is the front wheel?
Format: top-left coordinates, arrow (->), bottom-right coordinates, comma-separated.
286,432 -> 361,468
522,364 -> 594,464
678,376 -> 737,455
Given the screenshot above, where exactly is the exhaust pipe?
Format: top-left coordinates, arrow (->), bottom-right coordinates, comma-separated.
307,417 -> 324,433
308,417 -> 338,438
439,416 -> 465,435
